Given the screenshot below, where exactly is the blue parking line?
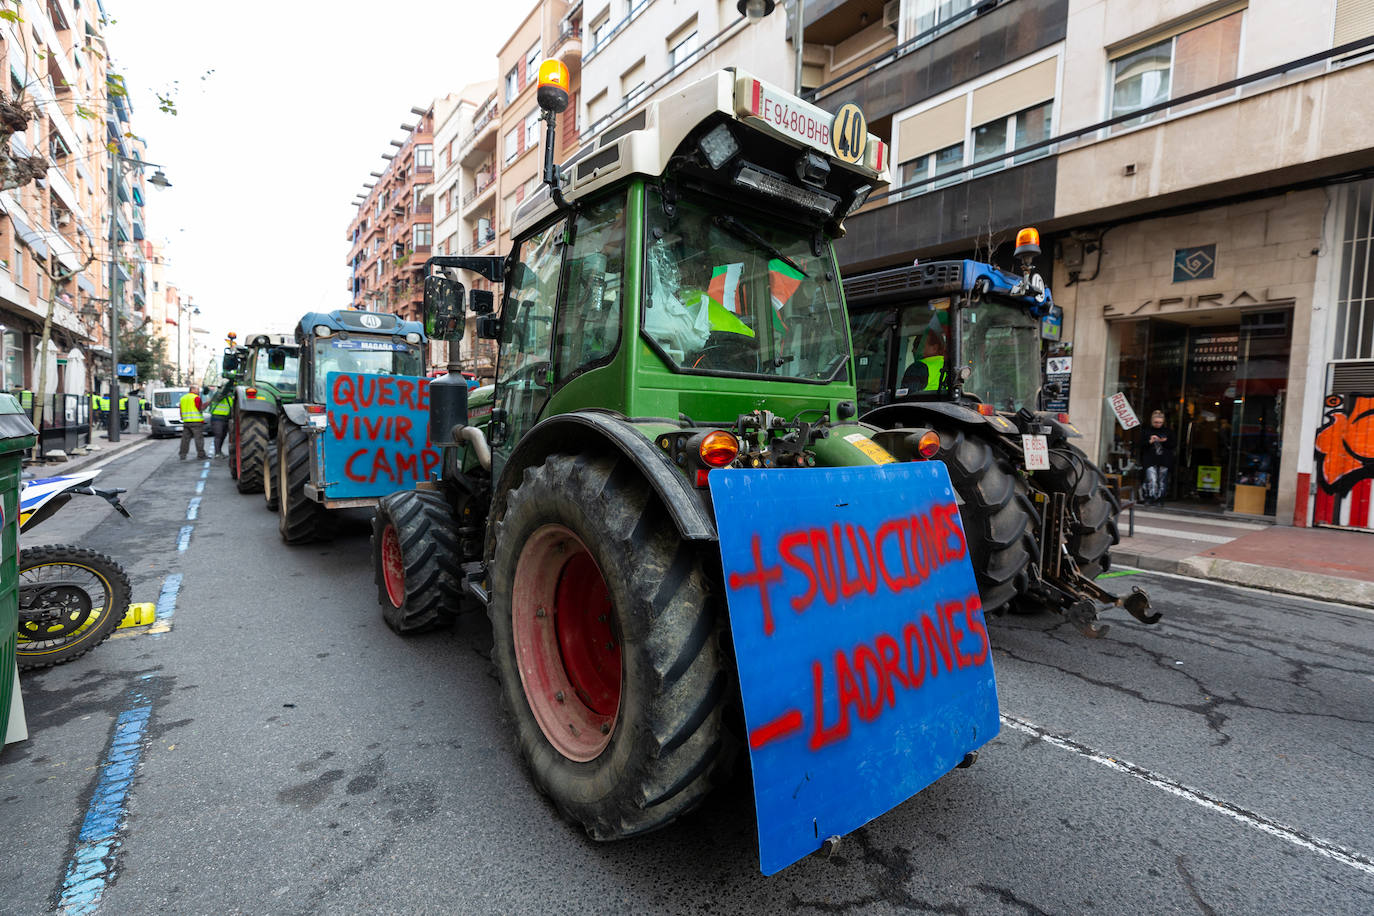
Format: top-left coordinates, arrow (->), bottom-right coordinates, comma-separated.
56,700 -> 154,915
194,480 -> 204,494
198,468 -> 209,480
176,525 -> 193,552
155,573 -> 182,626
186,497 -> 201,521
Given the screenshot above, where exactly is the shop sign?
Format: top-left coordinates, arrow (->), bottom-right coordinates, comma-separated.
1040,304 -> 1063,340
1196,465 -> 1223,493
1173,245 -> 1217,282
1044,345 -> 1072,413
1108,392 -> 1140,430
1102,289 -> 1296,318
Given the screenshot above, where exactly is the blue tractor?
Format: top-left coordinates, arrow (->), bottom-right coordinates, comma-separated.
845,232 -> 1157,636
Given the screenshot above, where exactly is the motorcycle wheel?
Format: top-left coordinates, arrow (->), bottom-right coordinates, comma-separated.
16,545 -> 133,671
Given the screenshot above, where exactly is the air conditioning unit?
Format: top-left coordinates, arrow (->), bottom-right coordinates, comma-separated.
57,212 -> 72,226
883,0 -> 900,31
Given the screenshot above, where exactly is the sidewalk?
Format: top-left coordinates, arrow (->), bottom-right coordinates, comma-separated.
1113,507 -> 1374,609
24,427 -> 159,476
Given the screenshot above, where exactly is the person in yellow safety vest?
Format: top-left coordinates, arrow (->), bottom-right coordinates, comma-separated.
206,386 -> 233,459
97,394 -> 110,429
118,395 -> 129,431
901,309 -> 949,393
178,389 -> 207,460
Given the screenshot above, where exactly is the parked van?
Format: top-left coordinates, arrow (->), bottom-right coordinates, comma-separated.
149,387 -> 190,438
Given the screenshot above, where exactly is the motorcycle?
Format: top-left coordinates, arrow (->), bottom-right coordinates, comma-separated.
15,470 -> 133,670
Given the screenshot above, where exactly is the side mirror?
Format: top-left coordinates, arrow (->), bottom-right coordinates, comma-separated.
221,352 -> 241,374
424,274 -> 465,340
267,348 -> 288,371
469,288 -> 496,315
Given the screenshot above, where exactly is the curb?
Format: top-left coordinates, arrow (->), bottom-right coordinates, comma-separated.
1113,550 -> 1374,609
28,434 -> 160,476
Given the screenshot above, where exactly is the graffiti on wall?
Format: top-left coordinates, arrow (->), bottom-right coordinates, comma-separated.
1314,393 -> 1374,495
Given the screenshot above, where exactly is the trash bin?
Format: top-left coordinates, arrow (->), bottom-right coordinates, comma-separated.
0,393 -> 37,746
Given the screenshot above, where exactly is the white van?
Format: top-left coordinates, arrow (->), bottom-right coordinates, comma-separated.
149,387 -> 190,438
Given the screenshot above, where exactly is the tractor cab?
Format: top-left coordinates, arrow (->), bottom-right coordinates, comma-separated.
293,310 -> 426,405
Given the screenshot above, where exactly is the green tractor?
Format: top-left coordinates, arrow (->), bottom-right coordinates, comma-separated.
228,333 -> 300,494
369,65 -> 996,861
845,245 -> 1158,635
273,310 -> 427,543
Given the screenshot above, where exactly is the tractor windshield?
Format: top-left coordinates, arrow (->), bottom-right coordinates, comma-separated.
960,297 -> 1041,412
642,189 -> 849,383
253,347 -> 300,395
312,338 -> 423,397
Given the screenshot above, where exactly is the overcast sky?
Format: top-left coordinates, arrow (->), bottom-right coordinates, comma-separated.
105,0 -> 532,343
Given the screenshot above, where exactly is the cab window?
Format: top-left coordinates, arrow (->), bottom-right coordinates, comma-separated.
850,310 -> 891,411
495,220 -> 566,457
555,192 -> 625,381
896,301 -> 950,394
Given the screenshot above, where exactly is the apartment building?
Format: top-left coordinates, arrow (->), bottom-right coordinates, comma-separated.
0,0 -> 152,420
805,0 -> 1374,530
347,105 -> 438,324
578,0 -> 791,145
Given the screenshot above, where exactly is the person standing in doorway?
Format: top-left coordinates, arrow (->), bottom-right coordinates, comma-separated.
178,389 -> 207,460
1139,410 -> 1176,506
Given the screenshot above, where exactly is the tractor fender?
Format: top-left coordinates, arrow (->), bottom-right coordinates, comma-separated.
236,388 -> 277,417
489,411 -> 717,551
1036,413 -> 1084,440
280,403 -> 313,427
863,400 -> 1012,434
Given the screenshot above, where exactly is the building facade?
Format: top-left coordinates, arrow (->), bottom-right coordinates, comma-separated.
347,105 -> 438,324
811,0 -> 1374,530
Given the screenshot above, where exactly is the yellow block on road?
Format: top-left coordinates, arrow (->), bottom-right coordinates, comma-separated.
118,603 -> 157,629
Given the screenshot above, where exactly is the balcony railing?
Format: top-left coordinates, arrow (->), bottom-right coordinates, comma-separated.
551,23 -> 581,56
462,172 -> 497,206
461,96 -> 500,154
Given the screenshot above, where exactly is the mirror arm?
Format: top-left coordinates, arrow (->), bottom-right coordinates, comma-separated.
423,255 -> 504,282
542,110 -> 572,213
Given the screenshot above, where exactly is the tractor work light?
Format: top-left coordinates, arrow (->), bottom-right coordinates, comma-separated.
315,325 -> 333,337
734,164 -> 841,217
794,151 -> 830,188
698,430 -> 740,468
536,59 -> 571,114
251,335 -> 270,346
404,332 -> 422,343
698,123 -> 740,170
917,430 -> 941,459
1014,226 -> 1041,259
844,183 -> 873,217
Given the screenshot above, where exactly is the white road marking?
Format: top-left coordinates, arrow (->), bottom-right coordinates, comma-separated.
1114,566 -> 1374,615
1132,511 -> 1270,531
1001,714 -> 1374,877
1127,524 -> 1235,544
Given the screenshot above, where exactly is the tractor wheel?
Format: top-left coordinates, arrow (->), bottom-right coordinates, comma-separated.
489,453 -> 735,840
929,427 -> 1038,615
372,490 -> 461,634
236,413 -> 269,494
228,416 -> 239,480
277,423 -> 330,543
1039,443 -> 1120,578
263,442 -> 279,512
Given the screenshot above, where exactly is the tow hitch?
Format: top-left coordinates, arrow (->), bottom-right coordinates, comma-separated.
1036,492 -> 1161,637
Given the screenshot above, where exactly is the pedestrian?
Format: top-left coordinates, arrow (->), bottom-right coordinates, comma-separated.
178,389 -> 208,460
1139,410 -> 1176,506
206,385 -> 233,459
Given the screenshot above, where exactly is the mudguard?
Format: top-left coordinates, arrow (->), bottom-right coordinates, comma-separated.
864,400 -> 1020,437
280,402 -> 313,427
490,411 -> 717,547
236,387 -> 278,416
1036,413 -> 1083,440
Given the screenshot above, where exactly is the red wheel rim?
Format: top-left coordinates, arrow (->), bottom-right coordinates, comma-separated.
512,525 -> 620,761
381,524 -> 405,608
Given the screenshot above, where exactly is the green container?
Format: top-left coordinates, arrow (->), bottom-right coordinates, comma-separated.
0,393 -> 37,746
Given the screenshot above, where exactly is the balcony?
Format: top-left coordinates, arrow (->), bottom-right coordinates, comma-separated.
461,170 -> 497,208
462,227 -> 497,255
460,96 -> 500,168
552,23 -> 582,67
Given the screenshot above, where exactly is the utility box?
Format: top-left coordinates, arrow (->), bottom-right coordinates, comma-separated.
0,393 -> 37,746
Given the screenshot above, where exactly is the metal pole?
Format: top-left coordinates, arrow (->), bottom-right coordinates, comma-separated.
176,298 -> 182,385
107,153 -> 121,442
793,0 -> 804,94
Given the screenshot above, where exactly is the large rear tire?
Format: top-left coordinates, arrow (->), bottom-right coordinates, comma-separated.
263,442 -> 279,511
489,453 -> 735,840
228,416 -> 239,480
930,427 -> 1037,615
277,423 -> 330,543
1038,442 -> 1119,578
236,413 -> 269,494
16,546 -> 132,670
372,489 -> 461,634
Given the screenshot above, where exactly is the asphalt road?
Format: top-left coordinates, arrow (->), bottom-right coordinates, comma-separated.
2,440 -> 1372,915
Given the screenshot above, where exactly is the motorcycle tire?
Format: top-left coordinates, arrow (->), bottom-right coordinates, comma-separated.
16,545 -> 133,671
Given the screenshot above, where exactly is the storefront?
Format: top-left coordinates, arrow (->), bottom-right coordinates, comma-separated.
1059,188 -> 1326,524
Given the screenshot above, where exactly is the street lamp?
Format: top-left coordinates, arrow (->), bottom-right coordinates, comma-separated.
177,297 -> 200,385
738,0 -> 803,94
106,154 -> 172,442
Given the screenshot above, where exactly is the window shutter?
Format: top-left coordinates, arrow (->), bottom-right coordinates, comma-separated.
971,57 -> 1058,127
897,97 -> 966,163
1336,0 -> 1374,43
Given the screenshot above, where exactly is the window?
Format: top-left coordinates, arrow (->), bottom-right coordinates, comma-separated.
413,223 -> 432,248
525,44 -> 541,83
495,219 -> 567,455
525,110 -> 541,150
1335,178 -> 1374,359
1110,10 -> 1243,127
3,331 -> 22,391
505,66 -> 520,103
590,14 -> 610,51
621,59 -> 646,104
971,100 -> 1054,175
1013,101 -> 1053,163
415,144 -> 433,168
556,191 -> 626,380
902,0 -> 980,49
668,23 -> 698,71
504,126 -> 521,163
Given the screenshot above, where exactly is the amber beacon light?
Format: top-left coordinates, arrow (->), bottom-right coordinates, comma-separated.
1014,226 -> 1041,259
537,59 -> 570,113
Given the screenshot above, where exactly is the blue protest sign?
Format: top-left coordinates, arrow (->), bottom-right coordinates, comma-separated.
319,372 -> 440,500
116,363 -> 137,378
710,462 -> 999,875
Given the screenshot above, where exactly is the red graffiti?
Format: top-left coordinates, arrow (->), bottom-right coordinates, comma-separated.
343,446 -> 441,484
328,413 -> 418,448
732,503 -> 967,636
331,374 -> 430,412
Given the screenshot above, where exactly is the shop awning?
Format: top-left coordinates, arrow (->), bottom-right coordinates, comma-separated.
77,274 -> 96,295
